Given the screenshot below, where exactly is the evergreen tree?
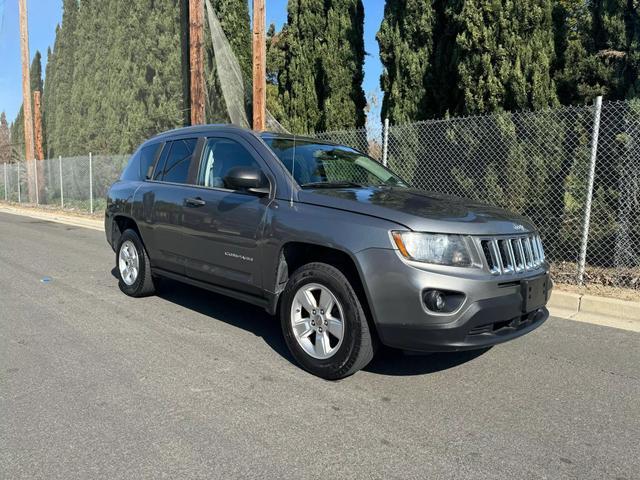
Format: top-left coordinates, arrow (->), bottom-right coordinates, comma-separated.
46,0 -> 78,157
376,0 -> 436,124
0,112 -> 11,164
276,0 -> 367,133
43,0 -> 187,156
44,39 -> 58,158
554,0 -> 640,104
266,23 -> 287,124
443,0 -> 559,115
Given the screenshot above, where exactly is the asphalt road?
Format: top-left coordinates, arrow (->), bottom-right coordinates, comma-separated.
1,211 -> 639,480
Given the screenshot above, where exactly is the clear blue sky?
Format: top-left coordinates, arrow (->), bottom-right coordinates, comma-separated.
0,0 -> 383,127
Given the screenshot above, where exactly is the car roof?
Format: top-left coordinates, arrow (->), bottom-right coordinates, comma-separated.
147,124 -> 252,142
259,131 -> 338,146
143,124 -> 343,149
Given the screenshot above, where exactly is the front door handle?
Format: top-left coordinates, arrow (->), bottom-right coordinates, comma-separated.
185,197 -> 206,207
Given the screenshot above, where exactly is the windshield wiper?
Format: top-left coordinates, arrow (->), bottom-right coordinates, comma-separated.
300,181 -> 365,189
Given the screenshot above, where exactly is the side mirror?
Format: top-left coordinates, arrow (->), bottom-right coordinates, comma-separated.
223,166 -> 269,194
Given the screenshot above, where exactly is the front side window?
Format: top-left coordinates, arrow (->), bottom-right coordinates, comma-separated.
263,137 -> 407,188
156,138 -> 197,184
198,137 -> 261,190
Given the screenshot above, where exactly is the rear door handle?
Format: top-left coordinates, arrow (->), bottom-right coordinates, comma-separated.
185,197 -> 206,207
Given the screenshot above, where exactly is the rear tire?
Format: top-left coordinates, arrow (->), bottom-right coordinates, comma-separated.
116,229 -> 155,297
280,262 -> 375,380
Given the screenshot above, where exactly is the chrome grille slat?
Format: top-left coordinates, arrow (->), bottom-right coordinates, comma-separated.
531,236 -> 541,266
516,239 -> 526,272
490,240 -> 503,273
499,239 -> 515,274
505,240 -> 517,272
524,238 -> 534,269
480,234 -> 545,276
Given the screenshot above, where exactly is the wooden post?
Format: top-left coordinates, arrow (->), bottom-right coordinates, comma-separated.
33,90 -> 45,202
252,0 -> 266,131
33,91 -> 44,161
18,0 -> 36,202
189,0 -> 206,125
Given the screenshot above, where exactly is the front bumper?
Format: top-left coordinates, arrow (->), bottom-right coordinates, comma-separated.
355,248 -> 552,352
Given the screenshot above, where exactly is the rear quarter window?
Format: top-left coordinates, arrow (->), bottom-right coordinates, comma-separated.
120,144 -> 160,181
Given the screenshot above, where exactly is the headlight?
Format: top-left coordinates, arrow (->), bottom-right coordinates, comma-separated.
391,232 -> 479,268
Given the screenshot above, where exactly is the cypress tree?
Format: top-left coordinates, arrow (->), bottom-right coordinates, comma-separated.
376,0 -> 436,123
444,0 -> 559,115
276,0 -> 367,134
43,0 -> 187,156
44,38 -> 58,158
41,0 -> 255,155
0,112 -> 11,164
266,23 -> 287,125
45,0 -> 78,157
554,0 -> 640,104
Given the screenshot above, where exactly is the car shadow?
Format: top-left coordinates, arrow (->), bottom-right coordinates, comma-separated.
110,268 -> 491,378
363,346 -> 491,377
153,275 -> 293,361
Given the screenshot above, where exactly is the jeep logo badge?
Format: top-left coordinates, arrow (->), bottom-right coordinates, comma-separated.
513,223 -> 526,232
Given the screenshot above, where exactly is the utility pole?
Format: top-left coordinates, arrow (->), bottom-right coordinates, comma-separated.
18,0 -> 36,202
252,0 -> 266,131
33,91 -> 44,161
33,90 -> 45,202
189,0 -> 206,125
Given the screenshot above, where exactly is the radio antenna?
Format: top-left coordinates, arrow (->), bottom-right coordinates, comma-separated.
289,134 -> 296,207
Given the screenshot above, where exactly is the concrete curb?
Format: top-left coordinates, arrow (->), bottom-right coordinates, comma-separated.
0,205 -> 104,231
548,291 -> 640,332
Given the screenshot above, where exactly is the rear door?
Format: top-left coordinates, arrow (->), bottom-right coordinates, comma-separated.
180,133 -> 273,296
140,137 -> 201,275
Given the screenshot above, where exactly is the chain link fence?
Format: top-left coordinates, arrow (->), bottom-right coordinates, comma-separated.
1,99 -> 638,289
1,154 -> 129,214
318,99 -> 640,290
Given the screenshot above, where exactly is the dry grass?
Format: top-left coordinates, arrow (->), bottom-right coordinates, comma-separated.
554,282 -> 639,302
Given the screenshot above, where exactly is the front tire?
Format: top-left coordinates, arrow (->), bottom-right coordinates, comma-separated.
116,229 -> 155,297
280,262 -> 375,380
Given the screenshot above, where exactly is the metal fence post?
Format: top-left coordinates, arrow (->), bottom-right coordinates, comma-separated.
3,163 -> 7,202
382,117 -> 390,167
34,160 -> 39,205
17,164 -> 21,203
59,155 -> 64,209
578,96 -> 603,285
89,152 -> 93,214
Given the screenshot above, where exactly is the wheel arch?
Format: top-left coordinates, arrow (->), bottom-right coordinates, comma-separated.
271,241 -> 379,340
112,215 -> 144,251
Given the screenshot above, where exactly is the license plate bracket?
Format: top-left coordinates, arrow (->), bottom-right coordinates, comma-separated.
521,275 -> 549,312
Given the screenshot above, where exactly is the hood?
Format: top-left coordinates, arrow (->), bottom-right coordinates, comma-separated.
297,187 -> 536,235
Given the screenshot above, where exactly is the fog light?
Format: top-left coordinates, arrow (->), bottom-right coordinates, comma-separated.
424,290 -> 446,312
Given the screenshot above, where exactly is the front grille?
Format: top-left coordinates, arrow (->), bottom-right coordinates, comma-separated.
480,234 -> 545,275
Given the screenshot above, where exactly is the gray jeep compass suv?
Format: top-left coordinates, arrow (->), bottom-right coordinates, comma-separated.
106,125 -> 551,379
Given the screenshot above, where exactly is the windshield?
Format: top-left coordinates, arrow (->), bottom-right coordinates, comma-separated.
263,137 -> 407,188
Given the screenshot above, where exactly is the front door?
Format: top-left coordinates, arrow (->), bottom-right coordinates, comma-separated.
181,134 -> 272,296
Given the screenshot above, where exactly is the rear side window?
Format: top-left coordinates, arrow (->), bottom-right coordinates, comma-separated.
120,144 -> 160,181
155,138 -> 197,184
